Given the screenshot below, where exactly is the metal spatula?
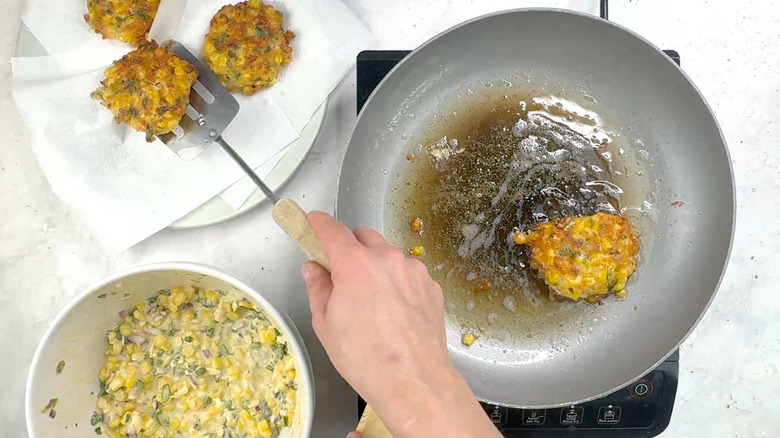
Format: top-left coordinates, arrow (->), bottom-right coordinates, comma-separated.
159,42 -> 329,270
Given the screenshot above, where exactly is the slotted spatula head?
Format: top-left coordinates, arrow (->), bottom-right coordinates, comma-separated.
158,41 -> 240,160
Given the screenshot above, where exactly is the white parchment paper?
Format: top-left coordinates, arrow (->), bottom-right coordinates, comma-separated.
14,0 -> 370,250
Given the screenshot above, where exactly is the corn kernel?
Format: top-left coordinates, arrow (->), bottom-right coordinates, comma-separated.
119,323 -> 132,336
152,334 -> 170,349
257,420 -> 271,437
111,342 -> 123,355
226,366 -> 241,381
108,376 -> 124,391
171,290 -> 187,306
462,333 -> 476,346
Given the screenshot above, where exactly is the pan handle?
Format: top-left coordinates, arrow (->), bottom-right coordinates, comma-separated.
356,405 -> 393,438
600,0 -> 609,20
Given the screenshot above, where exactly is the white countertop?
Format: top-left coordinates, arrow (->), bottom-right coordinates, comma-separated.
1,0 -> 778,437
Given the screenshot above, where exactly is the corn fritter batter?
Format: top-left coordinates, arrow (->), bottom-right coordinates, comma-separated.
95,286 -> 298,438
514,212 -> 640,302
91,42 -> 198,141
84,0 -> 161,47
203,0 -> 295,95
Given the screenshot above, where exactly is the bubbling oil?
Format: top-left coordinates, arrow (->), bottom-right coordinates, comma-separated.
385,87 -> 651,338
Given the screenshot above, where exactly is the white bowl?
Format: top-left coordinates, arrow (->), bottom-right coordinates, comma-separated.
25,262 -> 314,438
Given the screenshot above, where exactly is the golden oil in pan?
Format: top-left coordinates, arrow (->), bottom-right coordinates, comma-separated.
384,85 -> 649,338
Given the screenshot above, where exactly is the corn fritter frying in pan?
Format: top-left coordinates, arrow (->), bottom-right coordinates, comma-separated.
514,212 -> 640,302
203,0 -> 295,95
91,42 -> 199,141
84,0 -> 161,47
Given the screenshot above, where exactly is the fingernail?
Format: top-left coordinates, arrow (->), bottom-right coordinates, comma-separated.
301,264 -> 312,280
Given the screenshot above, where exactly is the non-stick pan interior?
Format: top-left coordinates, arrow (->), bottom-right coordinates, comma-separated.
337,9 -> 733,407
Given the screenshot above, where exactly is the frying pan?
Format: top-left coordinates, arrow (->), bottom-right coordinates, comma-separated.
337,9 -> 734,408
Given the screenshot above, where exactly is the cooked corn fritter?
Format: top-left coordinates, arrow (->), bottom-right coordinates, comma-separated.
514,212 -> 640,301
91,42 -> 198,140
84,0 -> 161,47
96,286 -> 297,438
203,0 -> 295,95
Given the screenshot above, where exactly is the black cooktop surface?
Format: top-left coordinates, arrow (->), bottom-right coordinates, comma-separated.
354,48 -> 682,437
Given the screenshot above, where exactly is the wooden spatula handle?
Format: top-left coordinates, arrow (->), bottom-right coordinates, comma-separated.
272,199 -> 390,437
271,199 -> 331,272
357,406 -> 394,438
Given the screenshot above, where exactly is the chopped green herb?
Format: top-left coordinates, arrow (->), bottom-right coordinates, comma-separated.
205,326 -> 217,338
266,364 -> 275,372
98,380 -> 108,396
94,426 -> 102,435
43,398 -> 57,411
272,343 -> 288,359
260,401 -> 272,419
195,367 -> 207,376
203,395 -> 212,406
56,360 -> 65,375
165,322 -> 179,336
97,294 -> 107,299
184,336 -> 193,343
126,78 -> 138,93
255,26 -> 266,37
90,411 -> 103,426
161,384 -> 170,403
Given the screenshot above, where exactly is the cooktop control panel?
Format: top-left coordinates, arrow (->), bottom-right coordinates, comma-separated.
482,359 -> 678,437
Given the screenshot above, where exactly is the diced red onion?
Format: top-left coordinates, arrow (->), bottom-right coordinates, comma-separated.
126,334 -> 146,345
49,409 -> 56,419
202,349 -> 211,358
118,310 -> 128,318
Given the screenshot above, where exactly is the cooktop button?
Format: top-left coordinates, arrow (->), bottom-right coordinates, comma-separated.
522,409 -> 547,426
597,405 -> 622,425
630,379 -> 653,398
483,404 -> 508,425
560,406 -> 584,425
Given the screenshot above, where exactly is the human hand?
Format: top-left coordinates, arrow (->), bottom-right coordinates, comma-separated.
302,212 -> 501,438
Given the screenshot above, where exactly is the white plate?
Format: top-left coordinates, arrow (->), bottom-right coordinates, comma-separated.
16,24 -> 327,229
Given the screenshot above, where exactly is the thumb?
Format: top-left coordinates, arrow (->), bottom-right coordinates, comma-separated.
302,261 -> 333,324
346,432 -> 363,438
